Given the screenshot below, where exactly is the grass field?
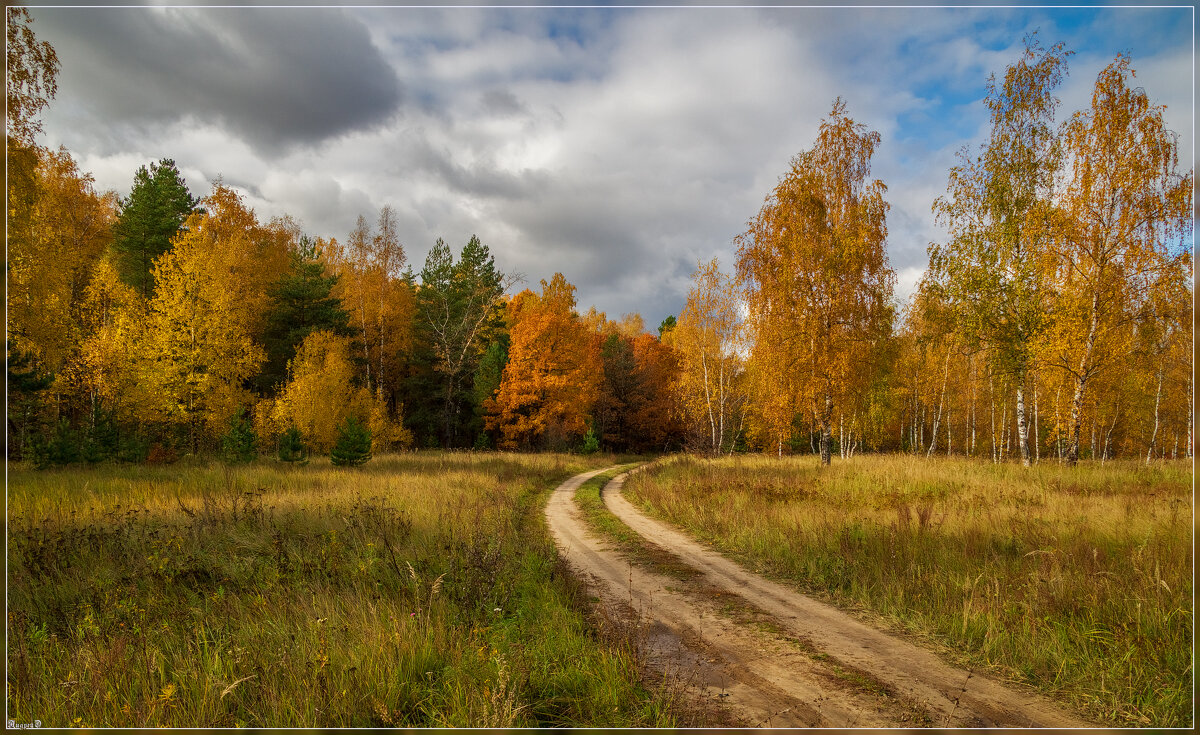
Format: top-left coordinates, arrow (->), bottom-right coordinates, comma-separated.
624,454 -> 1193,728
6,452 -> 678,728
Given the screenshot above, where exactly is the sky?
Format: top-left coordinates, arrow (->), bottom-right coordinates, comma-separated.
29,3 -> 1194,330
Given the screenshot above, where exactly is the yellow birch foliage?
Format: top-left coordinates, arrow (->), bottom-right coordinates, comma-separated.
736,99 -> 894,464
485,274 -> 601,450
674,259 -> 748,455
1043,55 -> 1193,463
7,147 -> 116,374
139,190 -> 269,448
271,331 -> 371,453
67,256 -> 150,424
326,208 -> 413,397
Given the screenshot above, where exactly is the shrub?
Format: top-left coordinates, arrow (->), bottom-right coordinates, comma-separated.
580,428 -> 600,455
331,415 -> 372,467
221,413 -> 259,464
277,426 -> 308,464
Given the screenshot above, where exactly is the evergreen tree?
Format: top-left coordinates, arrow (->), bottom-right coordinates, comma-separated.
221,412 -> 258,464
112,158 -> 198,299
277,425 -> 308,464
6,347 -> 54,461
256,236 -> 353,394
330,415 -> 372,467
406,236 -> 507,447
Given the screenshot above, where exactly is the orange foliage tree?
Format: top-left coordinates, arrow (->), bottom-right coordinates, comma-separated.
737,100 -> 894,464
485,274 -> 600,450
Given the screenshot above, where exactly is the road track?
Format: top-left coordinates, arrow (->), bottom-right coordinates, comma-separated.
544,466 -> 1091,728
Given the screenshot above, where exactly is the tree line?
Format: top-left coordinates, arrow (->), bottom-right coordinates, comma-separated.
678,35 -> 1192,466
6,13 -> 1191,466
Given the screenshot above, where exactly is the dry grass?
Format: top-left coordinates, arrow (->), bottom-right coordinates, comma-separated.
7,452 -> 677,727
625,454 -> 1193,727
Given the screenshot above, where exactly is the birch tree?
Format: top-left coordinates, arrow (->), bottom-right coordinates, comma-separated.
736,99 -> 894,465
675,259 -> 748,456
929,35 -> 1068,467
1045,55 -> 1193,464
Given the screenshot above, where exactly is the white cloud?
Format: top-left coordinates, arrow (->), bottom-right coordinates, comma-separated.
31,6 -> 1192,327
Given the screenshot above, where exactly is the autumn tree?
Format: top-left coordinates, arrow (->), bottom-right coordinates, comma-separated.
327,208 -> 413,404
484,274 -> 600,450
111,159 -> 199,299
1043,55 -> 1193,464
134,185 -> 281,453
928,36 -> 1068,467
255,235 -> 353,394
675,259 -> 749,456
736,100 -> 895,465
270,331 -> 372,453
7,148 -> 117,377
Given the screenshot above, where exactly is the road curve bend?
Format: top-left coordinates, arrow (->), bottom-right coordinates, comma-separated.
599,468 -> 1092,728
546,467 -> 955,726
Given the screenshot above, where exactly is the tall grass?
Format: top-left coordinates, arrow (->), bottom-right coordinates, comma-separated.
625,454 -> 1193,727
7,452 -> 676,727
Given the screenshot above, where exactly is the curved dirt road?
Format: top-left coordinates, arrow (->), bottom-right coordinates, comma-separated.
545,466 -> 1091,728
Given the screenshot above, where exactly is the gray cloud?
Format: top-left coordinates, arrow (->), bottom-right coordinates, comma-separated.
31,6 -> 1192,331
34,6 -> 401,153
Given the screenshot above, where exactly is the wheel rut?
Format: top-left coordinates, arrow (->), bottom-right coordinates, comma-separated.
545,466 -> 1093,728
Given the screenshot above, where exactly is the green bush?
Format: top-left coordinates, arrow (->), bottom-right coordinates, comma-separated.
580,428 -> 600,455
220,413 -> 258,464
277,426 -> 308,464
330,415 -> 372,467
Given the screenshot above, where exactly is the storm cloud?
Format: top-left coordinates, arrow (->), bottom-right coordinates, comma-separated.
33,7 -> 401,152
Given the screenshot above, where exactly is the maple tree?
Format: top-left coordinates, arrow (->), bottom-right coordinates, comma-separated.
485,274 -> 600,450
736,100 -> 894,465
1042,55 -> 1193,464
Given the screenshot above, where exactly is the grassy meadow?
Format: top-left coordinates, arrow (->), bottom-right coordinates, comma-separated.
624,454 -> 1193,727
6,452 -> 680,728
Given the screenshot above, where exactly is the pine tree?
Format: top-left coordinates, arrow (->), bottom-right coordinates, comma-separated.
111,159 -> 198,299
256,236 -> 353,394
331,415 -> 372,467
277,425 -> 308,463
221,412 -> 258,464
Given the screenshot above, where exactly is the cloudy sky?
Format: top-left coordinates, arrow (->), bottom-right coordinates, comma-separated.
31,3 -> 1193,329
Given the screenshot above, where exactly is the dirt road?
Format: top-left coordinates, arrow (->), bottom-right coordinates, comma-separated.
545,466 -> 1092,728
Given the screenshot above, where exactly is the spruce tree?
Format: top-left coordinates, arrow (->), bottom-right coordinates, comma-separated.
277,426 -> 308,464
112,158 -> 198,299
256,236 -> 352,394
330,416 -> 372,467
220,413 -> 258,464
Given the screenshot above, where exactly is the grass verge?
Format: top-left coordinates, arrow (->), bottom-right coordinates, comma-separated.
624,454 -> 1193,728
7,452 -> 677,727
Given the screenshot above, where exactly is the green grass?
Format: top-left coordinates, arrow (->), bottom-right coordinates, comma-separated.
624,454 -> 1193,728
574,465 -> 701,583
7,452 -> 678,727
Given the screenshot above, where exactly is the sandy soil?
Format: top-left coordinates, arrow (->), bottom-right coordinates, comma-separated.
544,466 -> 1092,728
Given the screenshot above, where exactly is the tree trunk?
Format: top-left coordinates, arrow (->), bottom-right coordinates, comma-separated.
1015,383 -> 1031,467
928,346 -> 950,457
1146,369 -> 1163,464
1066,293 -> 1100,465
1187,370 -> 1194,459
1033,381 -> 1040,463
819,392 -> 833,466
